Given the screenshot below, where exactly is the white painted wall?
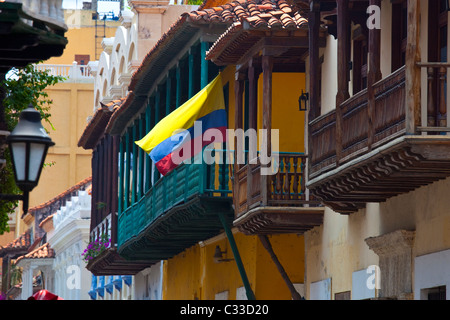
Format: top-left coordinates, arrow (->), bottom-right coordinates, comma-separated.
415,249 -> 450,300
133,262 -> 163,300
48,190 -> 92,300
310,278 -> 331,300
320,35 -> 338,115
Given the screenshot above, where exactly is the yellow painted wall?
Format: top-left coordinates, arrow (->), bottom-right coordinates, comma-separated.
14,81 -> 93,236
11,10 -> 103,235
162,231 -> 305,300
258,73 -> 306,154
221,66 -> 306,154
29,82 -> 93,208
161,64 -> 307,300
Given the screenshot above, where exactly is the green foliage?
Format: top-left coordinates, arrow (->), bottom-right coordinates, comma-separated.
9,263 -> 22,287
2,64 -> 65,131
0,148 -> 19,234
187,0 -> 204,4
82,234 -> 111,263
0,63 -> 65,235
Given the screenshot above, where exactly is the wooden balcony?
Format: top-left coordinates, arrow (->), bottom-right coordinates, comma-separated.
233,152 -> 324,235
308,64 -> 450,214
86,214 -> 150,276
85,135 -> 150,276
117,159 -> 233,262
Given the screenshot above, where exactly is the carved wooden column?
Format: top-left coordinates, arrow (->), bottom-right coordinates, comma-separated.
365,230 -> 415,299
405,0 -> 421,134
308,0 -> 321,122
234,71 -> 245,168
367,0 -> 382,149
247,61 -> 259,206
233,71 -> 245,214
248,60 -> 258,133
261,55 -> 273,206
335,0 -> 350,163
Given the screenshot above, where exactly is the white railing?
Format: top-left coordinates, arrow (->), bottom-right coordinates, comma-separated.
10,0 -> 66,29
53,189 -> 91,231
90,214 -> 112,246
35,62 -> 94,81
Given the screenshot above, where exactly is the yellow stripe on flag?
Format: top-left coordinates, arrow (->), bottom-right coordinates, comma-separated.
135,74 -> 225,154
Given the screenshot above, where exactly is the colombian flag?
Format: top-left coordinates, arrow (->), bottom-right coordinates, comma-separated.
135,74 -> 227,176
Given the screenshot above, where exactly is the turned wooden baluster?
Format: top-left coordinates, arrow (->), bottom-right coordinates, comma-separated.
439,66 -> 447,127
300,157 -> 306,200
292,156 -> 299,200
275,159 -> 283,200
283,156 -> 291,200
427,67 -> 436,127
270,171 -> 276,201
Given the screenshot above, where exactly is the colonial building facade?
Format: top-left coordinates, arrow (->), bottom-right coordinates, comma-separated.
303,0 -> 450,300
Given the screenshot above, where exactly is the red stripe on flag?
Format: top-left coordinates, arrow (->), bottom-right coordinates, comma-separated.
155,126 -> 227,176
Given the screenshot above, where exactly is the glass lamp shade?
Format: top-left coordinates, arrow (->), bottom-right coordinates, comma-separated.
7,105 -> 55,192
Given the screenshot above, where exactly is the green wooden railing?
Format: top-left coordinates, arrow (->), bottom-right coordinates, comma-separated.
117,156 -> 231,248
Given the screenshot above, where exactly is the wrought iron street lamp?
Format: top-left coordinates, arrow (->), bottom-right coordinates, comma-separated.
1,104 -> 55,215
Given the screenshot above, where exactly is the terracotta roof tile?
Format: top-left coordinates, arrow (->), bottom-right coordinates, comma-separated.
130,0 -> 304,91
0,229 -> 31,253
185,0 -> 281,25
27,176 -> 92,215
268,16 -> 282,28
38,214 -> 54,229
86,184 -> 92,195
189,0 -> 306,32
15,243 -> 55,264
205,0 -> 308,64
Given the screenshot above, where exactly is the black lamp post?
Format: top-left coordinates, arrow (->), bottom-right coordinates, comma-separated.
1,104 -> 55,215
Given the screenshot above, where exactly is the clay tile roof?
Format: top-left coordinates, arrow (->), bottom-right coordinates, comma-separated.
86,184 -> 92,195
0,229 -> 31,255
38,213 -> 54,229
206,0 -> 308,64
15,243 -> 55,264
27,176 -> 92,215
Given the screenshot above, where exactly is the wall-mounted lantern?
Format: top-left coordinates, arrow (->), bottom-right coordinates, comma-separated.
298,90 -> 309,111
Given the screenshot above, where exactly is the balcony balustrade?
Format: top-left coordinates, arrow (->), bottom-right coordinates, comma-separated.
117,156 -> 233,262
34,62 -> 93,82
233,152 -> 323,235
11,0 -> 66,29
309,66 -> 407,177
308,64 -> 450,213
